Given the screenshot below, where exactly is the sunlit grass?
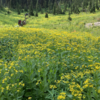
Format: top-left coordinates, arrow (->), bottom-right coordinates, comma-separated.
0,9 -> 100,36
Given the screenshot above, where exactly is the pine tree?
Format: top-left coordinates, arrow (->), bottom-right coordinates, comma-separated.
53,0 -> 56,15
74,6 -> 80,14
88,1 -> 92,12
40,4 -> 43,14
44,0 -> 47,12
9,0 -> 12,9
96,0 -> 99,10
24,4 -> 28,12
35,12 -> 38,17
68,9 -> 72,21
36,0 -> 39,13
48,0 -> 51,13
0,0 -> 3,10
17,2 -> 21,15
35,0 -> 39,16
63,1 -> 67,13
29,0 -> 34,16
81,2 -> 84,12
90,0 -> 95,13
56,0 -> 62,14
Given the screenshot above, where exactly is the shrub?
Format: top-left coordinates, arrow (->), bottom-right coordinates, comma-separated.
7,10 -> 11,14
17,9 -> 21,15
45,13 -> 48,18
35,12 -> 38,17
68,16 -> 72,21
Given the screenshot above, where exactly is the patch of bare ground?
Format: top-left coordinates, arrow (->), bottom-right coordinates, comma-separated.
85,22 -> 100,28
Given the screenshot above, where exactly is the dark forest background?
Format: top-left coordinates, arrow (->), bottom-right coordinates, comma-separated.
0,0 -> 100,15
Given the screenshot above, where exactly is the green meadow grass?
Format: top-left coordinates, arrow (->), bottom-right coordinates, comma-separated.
0,9 -> 100,100
0,9 -> 100,36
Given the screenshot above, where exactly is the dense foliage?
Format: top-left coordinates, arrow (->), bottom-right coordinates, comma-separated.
0,0 -> 100,14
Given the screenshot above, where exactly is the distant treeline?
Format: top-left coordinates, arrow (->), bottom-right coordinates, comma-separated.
0,0 -> 100,14
0,0 -> 69,9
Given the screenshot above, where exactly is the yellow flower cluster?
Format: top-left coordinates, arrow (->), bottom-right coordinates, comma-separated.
57,92 -> 66,100
50,85 -> 57,89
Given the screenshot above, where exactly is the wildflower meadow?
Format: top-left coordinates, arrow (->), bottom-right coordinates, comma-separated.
0,26 -> 100,100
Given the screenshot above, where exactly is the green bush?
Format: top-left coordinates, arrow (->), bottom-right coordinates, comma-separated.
45,13 -> 48,18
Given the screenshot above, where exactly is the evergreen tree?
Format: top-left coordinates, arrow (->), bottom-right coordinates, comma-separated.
29,0 -> 34,16
17,2 -> 21,14
35,12 -> 38,17
36,0 -> 39,13
81,2 -> 84,12
40,4 -> 43,14
24,4 -> 28,12
90,0 -> 95,13
0,0 -> 3,10
35,0 -> 39,17
44,0 -> 47,12
9,0 -> 12,8
74,6 -> 80,14
56,0 -> 62,14
96,0 -> 99,10
88,1 -> 92,12
53,0 -> 56,15
7,1 -> 11,14
48,0 -> 51,13
63,1 -> 67,13
68,9 -> 72,21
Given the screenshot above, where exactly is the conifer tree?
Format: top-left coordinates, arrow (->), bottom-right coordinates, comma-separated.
68,9 -> 72,21
40,4 -> 43,14
90,0 -> 95,13
44,0 -> 47,12
53,0 -> 56,15
36,0 -> 39,13
29,0 -> 34,16
24,4 -> 28,12
9,0 -> 12,8
63,1 -> 67,13
96,0 -> 99,10
74,6 -> 80,14
88,1 -> 92,12
17,2 -> 21,15
35,0 -> 39,16
56,0 -> 62,14
48,0 -> 52,13
0,0 -> 3,10
81,2 -> 84,12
